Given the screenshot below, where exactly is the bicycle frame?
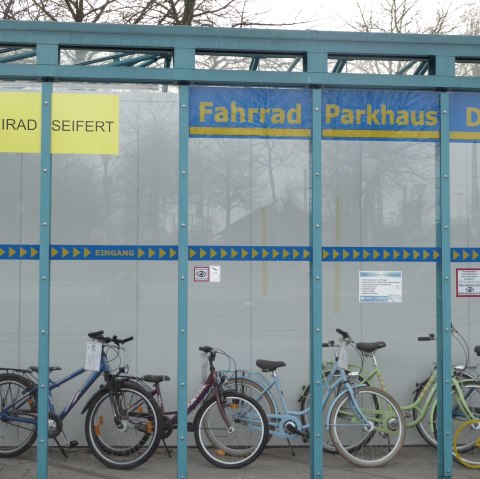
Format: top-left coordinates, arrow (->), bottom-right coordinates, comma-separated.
0,351 -> 110,426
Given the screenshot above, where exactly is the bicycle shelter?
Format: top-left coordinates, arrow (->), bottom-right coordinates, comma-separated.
0,20 -> 479,479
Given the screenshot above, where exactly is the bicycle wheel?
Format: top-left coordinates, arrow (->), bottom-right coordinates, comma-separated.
432,382 -> 480,454
329,386 -> 406,467
453,419 -> 480,468
0,374 -> 37,458
414,374 -> 476,447
194,391 -> 268,468
301,368 -> 372,452
223,377 -> 276,418
85,381 -> 162,470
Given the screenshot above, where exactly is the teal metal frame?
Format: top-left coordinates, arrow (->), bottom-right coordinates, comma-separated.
0,20 -> 478,479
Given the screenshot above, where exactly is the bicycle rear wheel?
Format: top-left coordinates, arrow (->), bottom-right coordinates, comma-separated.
0,373 -> 37,458
329,386 -> 406,467
85,381 -> 162,470
453,419 -> 480,468
194,391 -> 268,468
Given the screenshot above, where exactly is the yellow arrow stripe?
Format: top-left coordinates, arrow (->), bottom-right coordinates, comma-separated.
9,247 -> 15,257
84,248 -> 91,258
149,248 -> 155,258
252,248 -> 259,259
62,247 -> 69,258
73,247 -> 80,258
20,247 -> 27,258
199,248 -> 207,258
138,248 -> 145,258
242,248 -> 249,259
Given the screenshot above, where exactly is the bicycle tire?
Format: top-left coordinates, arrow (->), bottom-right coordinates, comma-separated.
194,391 -> 268,469
329,386 -> 406,467
413,374 -> 476,447
301,368 -> 372,452
453,419 -> 480,468
85,381 -> 163,470
0,373 -> 37,458
432,382 -> 480,455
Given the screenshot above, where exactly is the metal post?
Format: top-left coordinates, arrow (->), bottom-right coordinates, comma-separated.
177,84 -> 189,479
436,91 -> 452,479
310,88 -> 323,479
37,81 -> 53,479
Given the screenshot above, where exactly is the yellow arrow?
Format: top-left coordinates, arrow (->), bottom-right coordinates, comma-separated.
200,248 -> 207,258
333,249 -> 340,259
413,250 -> 420,260
31,247 -> 38,258
403,250 -> 410,260
51,247 -> 58,258
231,248 -> 238,259
363,249 -> 370,259
62,247 -> 69,258
242,248 -> 249,259
149,248 -> 155,258
169,248 -> 177,258
262,249 -> 269,259
343,249 -> 349,260
84,248 -> 91,258
353,249 -> 360,260
383,249 -> 390,260
252,248 -> 259,259
373,249 -> 380,260
272,249 -> 279,259
303,249 -> 310,259
221,248 -> 228,258
452,250 -> 459,260
283,249 -> 289,259
393,250 -> 400,260
189,248 -> 196,258
9,247 -> 15,257
463,250 -> 470,260
423,250 -> 430,260
433,250 -> 440,260
210,248 -> 217,258
323,249 -> 329,259
138,248 -> 145,258
20,247 -> 27,258
73,247 -> 80,258
0,248 -> 4,257
473,251 -> 479,260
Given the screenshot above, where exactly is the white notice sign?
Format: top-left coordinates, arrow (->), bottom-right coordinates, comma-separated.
210,265 -> 221,282
85,341 -> 102,371
359,271 -> 402,303
456,268 -> 480,297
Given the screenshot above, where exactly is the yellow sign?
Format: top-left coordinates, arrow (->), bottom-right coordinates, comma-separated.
0,92 -> 119,154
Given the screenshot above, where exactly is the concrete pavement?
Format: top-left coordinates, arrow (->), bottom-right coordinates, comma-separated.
0,446 -> 478,479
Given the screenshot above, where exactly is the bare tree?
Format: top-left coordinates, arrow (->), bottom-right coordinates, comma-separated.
2,0 -> 311,28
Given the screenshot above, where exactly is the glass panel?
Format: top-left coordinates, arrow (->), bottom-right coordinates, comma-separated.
49,83 -> 179,445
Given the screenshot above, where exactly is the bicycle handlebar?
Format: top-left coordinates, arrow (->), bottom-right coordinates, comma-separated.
199,346 -> 214,353
418,334 -> 436,341
336,328 -> 351,340
87,331 -> 134,346
322,340 -> 335,347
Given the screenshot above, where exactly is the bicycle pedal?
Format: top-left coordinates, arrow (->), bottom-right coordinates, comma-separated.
68,440 -> 79,448
187,422 -> 195,432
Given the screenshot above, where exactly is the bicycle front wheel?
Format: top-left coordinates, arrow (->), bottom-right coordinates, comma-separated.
0,373 -> 37,458
328,386 -> 406,467
194,391 -> 268,469
85,381 -> 162,470
453,419 -> 480,468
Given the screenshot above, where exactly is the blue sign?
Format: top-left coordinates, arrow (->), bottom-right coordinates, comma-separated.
450,92 -> 480,142
322,89 -> 440,141
189,87 -> 312,139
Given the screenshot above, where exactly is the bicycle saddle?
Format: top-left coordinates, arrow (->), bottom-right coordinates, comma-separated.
256,359 -> 286,372
475,345 -> 480,357
29,366 -> 61,373
356,341 -> 386,354
142,374 -> 170,383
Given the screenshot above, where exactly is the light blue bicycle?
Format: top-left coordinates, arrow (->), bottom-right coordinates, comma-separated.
220,329 -> 406,467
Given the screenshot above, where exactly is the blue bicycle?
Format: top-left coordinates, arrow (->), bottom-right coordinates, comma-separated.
221,329 -> 406,467
0,330 -> 163,470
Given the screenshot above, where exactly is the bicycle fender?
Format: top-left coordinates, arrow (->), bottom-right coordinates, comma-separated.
80,386 -> 106,414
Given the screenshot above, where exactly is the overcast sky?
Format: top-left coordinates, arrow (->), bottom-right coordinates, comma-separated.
249,0 -> 473,33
